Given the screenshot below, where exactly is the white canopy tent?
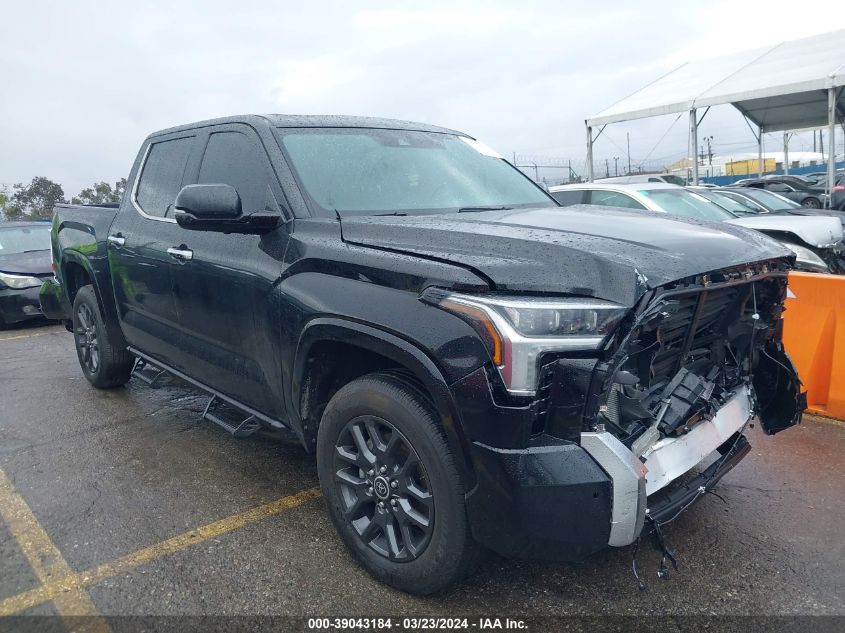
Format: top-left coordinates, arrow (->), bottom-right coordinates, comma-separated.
586,29 -> 845,203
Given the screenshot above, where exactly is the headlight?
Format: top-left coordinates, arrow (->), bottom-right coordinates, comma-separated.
0,272 -> 43,289
424,290 -> 628,395
783,242 -> 829,273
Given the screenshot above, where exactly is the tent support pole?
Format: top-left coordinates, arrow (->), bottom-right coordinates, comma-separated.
783,132 -> 789,175
827,87 -> 836,209
586,123 -> 594,182
690,109 -> 699,185
758,126 -> 763,178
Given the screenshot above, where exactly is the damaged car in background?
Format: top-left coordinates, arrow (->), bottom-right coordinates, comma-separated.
550,182 -> 844,274
41,115 -> 804,594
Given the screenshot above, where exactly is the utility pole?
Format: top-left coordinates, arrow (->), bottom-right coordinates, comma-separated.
626,132 -> 631,176
605,159 -> 610,178
705,136 -> 713,165
613,156 -> 619,176
784,132 -> 790,175
820,130 -> 824,156
690,109 -> 699,185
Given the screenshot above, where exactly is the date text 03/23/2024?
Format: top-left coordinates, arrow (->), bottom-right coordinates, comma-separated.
307,617 -> 528,630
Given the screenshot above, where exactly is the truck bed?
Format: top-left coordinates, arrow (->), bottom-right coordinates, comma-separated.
39,203 -> 120,321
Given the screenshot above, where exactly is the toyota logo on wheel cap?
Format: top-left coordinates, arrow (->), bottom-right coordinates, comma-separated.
373,476 -> 390,500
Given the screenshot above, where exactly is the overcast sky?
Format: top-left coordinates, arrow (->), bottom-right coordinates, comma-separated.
1,0 -> 842,195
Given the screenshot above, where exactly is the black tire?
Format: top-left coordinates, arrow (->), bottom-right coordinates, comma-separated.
72,285 -> 133,388
316,372 -> 480,594
801,197 -> 821,209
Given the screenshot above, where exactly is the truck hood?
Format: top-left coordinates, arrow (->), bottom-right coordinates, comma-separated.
0,249 -> 52,276
341,205 -> 791,306
726,214 -> 843,248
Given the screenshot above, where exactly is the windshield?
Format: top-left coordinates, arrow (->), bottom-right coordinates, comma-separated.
660,175 -> 687,186
277,128 -> 555,216
0,225 -> 51,255
714,191 -> 768,214
779,179 -> 815,191
695,190 -> 760,215
732,188 -> 802,210
638,188 -> 736,221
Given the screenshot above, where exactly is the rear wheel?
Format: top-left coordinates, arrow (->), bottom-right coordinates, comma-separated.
802,197 -> 821,209
316,372 -> 480,594
72,285 -> 133,388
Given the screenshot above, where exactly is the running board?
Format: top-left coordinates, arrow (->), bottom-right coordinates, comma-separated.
126,347 -> 288,434
131,357 -> 170,388
202,395 -> 262,438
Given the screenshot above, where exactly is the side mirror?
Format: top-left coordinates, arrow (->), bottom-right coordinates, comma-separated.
174,184 -> 279,234
175,184 -> 242,220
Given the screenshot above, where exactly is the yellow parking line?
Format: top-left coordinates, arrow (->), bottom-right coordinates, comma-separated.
0,331 -> 52,342
0,467 -> 111,632
809,416 -> 845,429
0,485 -> 321,616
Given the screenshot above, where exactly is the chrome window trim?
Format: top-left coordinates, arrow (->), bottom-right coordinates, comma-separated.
131,142 -> 178,224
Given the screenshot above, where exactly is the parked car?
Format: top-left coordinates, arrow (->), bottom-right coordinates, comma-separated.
41,115 -> 803,594
763,174 -> 815,184
732,177 -> 826,208
596,173 -> 687,185
809,173 -> 845,210
549,183 -> 842,274
0,221 -> 54,328
697,186 -> 845,228
690,187 -> 845,273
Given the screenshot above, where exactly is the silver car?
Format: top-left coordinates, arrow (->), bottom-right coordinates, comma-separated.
549,182 -> 843,274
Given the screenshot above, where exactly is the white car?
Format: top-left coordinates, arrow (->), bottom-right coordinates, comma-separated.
595,174 -> 687,186
549,182 -> 843,274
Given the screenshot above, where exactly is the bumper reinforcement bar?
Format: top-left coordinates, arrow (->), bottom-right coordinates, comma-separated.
646,434 -> 751,526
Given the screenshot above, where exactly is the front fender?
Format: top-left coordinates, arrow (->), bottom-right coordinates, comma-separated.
293,317 -> 476,488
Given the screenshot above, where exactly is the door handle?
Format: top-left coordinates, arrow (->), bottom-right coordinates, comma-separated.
107,235 -> 125,247
167,247 -> 193,262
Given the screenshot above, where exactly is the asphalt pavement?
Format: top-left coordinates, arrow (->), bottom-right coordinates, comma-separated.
1,322 -> 843,631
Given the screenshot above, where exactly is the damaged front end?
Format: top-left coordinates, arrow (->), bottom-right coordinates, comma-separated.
444,258 -> 805,562
578,259 -> 805,545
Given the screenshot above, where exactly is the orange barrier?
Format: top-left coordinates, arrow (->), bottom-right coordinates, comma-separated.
782,272 -> 845,421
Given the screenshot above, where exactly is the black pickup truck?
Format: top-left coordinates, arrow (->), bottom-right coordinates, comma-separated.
41,115 -> 804,594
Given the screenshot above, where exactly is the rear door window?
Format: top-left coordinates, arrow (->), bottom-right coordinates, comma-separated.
550,189 -> 585,205
136,137 -> 195,218
587,190 -> 647,210
766,183 -> 793,193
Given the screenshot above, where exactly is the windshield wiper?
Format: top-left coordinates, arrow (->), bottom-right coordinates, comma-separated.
373,211 -> 408,216
457,205 -> 512,213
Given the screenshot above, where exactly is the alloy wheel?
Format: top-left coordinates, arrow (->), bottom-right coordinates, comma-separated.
75,303 -> 100,373
333,415 -> 434,561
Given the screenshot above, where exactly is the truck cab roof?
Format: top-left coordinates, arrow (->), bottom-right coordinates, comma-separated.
149,114 -> 466,140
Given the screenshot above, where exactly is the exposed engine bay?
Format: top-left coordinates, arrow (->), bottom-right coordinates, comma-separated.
589,261 -> 804,462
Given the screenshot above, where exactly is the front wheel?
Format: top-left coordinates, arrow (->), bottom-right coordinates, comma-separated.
72,285 -> 133,388
802,197 -> 821,209
316,372 -> 480,594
